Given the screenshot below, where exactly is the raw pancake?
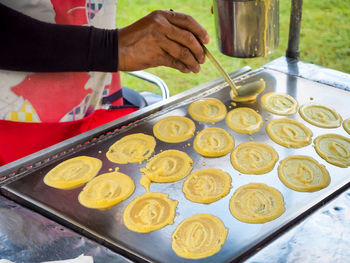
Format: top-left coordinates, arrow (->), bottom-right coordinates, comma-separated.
266,118 -> 312,148
261,92 -> 298,115
78,171 -> 135,209
172,213 -> 228,259
153,116 -> 195,143
230,79 -> 266,102
44,156 -> 102,190
193,127 -> 234,157
183,168 -> 232,204
314,134 -> 350,168
278,155 -> 330,192
230,142 -> 278,174
225,107 -> 263,135
106,133 -> 156,164
188,98 -> 227,123
299,104 -> 342,128
229,183 -> 285,223
123,192 -> 178,233
343,118 -> 350,135
140,150 -> 193,183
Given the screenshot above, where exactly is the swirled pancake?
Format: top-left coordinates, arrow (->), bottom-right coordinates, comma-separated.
314,134 -> 350,168
123,192 -> 178,233
343,118 -> 350,135
78,171 -> 135,210
140,150 -> 193,183
172,213 -> 228,259
193,127 -> 234,157
230,142 -> 278,174
225,107 -> 263,135
183,168 -> 232,204
278,155 -> 330,192
229,183 -> 285,223
299,104 -> 342,128
266,118 -> 312,148
261,92 -> 298,115
44,156 -> 102,190
106,133 -> 156,164
153,116 -> 195,143
188,98 -> 227,123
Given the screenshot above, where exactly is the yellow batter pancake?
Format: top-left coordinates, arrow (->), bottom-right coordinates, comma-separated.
140,150 -> 193,183
230,79 -> 266,102
123,192 -> 178,233
172,213 -> 228,259
230,142 -> 278,174
44,156 -> 102,190
193,127 -> 234,157
278,155 -> 330,192
183,168 -> 232,204
106,133 -> 156,164
299,104 -> 342,128
225,107 -> 263,135
314,134 -> 350,168
266,118 -> 313,148
78,171 -> 135,209
343,118 -> 350,135
153,116 -> 195,143
188,98 -> 227,123
229,183 -> 285,223
261,92 -> 298,115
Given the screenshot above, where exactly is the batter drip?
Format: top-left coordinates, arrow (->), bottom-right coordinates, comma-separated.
123,192 -> 178,233
106,133 -> 156,164
193,127 -> 234,157
261,92 -> 298,115
299,104 -> 342,128
266,118 -> 313,148
230,142 -> 278,174
140,150 -> 193,183
314,134 -> 350,168
229,183 -> 285,223
278,155 -> 330,192
183,168 -> 232,204
153,116 -> 195,143
172,213 -> 228,259
230,79 -> 266,102
44,156 -> 102,190
343,118 -> 350,135
78,170 -> 135,210
188,98 -> 227,123
225,107 -> 263,135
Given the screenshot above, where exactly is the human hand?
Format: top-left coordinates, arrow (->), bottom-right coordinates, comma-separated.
118,10 -> 210,73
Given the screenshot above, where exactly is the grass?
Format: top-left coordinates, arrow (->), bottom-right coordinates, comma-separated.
116,0 -> 350,96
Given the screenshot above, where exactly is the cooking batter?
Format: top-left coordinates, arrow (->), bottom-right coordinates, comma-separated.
172,213 -> 228,259
153,116 -> 195,143
44,156 -> 102,190
230,142 -> 278,174
188,98 -> 227,123
106,133 -> 156,164
229,183 -> 285,223
343,118 -> 350,135
299,104 -> 342,128
182,168 -> 232,204
266,118 -> 313,148
225,107 -> 263,135
278,155 -> 330,192
314,134 -> 350,168
261,92 -> 298,115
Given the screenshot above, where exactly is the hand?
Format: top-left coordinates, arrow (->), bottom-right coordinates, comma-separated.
118,10 -> 210,73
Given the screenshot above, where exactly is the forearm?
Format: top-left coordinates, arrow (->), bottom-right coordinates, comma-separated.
0,3 -> 118,72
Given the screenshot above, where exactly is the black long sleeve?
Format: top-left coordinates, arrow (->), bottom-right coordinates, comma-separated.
0,3 -> 119,72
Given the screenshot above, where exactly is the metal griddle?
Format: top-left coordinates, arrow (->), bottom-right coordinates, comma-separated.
1,64 -> 350,263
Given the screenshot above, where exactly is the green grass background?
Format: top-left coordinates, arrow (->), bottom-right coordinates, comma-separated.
116,0 -> 350,96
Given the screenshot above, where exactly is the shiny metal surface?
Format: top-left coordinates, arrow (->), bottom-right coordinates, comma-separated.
2,68 -> 350,263
213,0 -> 279,58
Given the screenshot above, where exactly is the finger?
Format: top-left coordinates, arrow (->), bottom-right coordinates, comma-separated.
160,50 -> 192,73
164,24 -> 205,64
161,38 -> 201,73
164,10 -> 210,44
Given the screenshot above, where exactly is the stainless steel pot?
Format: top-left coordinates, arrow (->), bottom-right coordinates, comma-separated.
213,0 -> 279,58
